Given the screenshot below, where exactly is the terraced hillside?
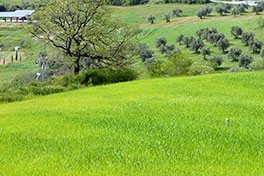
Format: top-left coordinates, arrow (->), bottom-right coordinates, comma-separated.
0,71 -> 263,175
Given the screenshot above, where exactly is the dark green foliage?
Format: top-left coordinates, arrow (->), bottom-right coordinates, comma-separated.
137,43 -> 154,62
77,68 -> 138,85
183,36 -> 195,48
238,55 -> 253,68
253,5 -> 263,15
227,48 -> 242,61
156,37 -> 167,48
215,3 -> 231,16
176,34 -> 185,44
147,15 -> 156,24
173,8 -> 183,16
231,8 -> 241,16
249,40 -> 262,53
217,38 -> 229,53
208,33 -> 225,46
189,39 -> 205,53
241,32 -> 255,46
231,26 -> 243,39
209,56 -> 223,70
196,6 -> 212,19
0,68 -> 138,102
201,48 -> 211,59
163,14 -> 171,22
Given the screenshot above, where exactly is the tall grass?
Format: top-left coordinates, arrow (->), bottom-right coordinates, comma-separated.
0,71 -> 263,175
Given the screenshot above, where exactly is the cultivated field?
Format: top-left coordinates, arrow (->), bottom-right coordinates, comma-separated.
0,71 -> 263,175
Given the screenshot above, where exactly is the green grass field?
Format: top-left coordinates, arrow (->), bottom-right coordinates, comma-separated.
0,25 -> 43,83
0,71 -> 263,175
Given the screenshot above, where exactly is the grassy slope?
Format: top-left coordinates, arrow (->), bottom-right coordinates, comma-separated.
0,25 -> 43,83
113,3 -> 264,69
0,71 -> 263,175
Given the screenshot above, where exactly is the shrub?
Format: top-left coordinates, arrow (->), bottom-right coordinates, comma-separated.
147,15 -> 156,24
231,26 -> 243,39
201,48 -> 211,59
148,54 -> 192,77
249,59 -> 264,71
137,43 -> 154,62
249,40 -> 262,53
163,54 -> 193,76
189,39 -> 204,53
227,48 -> 242,61
241,32 -> 254,46
253,5 -> 263,15
163,14 -> 171,22
238,55 -> 253,68
215,4 -> 230,16
176,34 -> 184,44
173,8 -> 183,16
148,60 -> 165,77
231,8 -> 241,16
156,37 -> 167,48
196,6 -> 212,19
188,65 -> 214,75
77,68 -> 138,86
217,38 -> 229,53
209,56 -> 223,70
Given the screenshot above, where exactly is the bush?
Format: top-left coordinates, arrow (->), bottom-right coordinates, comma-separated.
227,48 -> 242,61
0,68 -> 138,103
241,32 -> 254,46
173,8 -> 183,16
156,37 -> 167,48
249,40 -> 262,54
163,54 -> 193,76
147,15 -> 156,24
188,65 -> 214,75
209,56 -> 223,70
77,68 -> 138,86
148,54 -> 192,77
238,55 -> 253,68
231,26 -> 243,39
249,59 -> 264,71
163,14 -> 171,22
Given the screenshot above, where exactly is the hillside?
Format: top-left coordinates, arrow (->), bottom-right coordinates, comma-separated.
0,72 -> 263,175
113,3 -> 264,69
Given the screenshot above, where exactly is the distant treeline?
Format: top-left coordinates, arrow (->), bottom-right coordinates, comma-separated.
0,0 -> 210,11
108,0 -> 209,6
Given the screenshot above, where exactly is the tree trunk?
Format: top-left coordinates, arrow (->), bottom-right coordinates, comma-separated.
74,55 -> 81,74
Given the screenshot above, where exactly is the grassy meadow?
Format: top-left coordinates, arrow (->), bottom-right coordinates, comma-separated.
0,71 -> 263,175
0,25 -> 44,83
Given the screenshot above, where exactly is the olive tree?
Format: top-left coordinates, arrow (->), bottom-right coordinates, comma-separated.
29,0 -> 139,73
231,26 -> 243,39
147,15 -> 156,24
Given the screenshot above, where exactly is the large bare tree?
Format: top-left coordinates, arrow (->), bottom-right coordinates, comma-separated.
29,0 -> 139,73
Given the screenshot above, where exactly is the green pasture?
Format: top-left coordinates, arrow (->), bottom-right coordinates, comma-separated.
0,26 -> 43,83
0,71 -> 263,175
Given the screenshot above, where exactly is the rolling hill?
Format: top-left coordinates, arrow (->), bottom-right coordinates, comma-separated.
0,71 -> 263,175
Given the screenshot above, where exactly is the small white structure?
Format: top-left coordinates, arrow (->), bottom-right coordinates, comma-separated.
0,10 -> 35,22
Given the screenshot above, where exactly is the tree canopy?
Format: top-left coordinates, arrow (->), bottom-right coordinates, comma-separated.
29,0 -> 139,73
